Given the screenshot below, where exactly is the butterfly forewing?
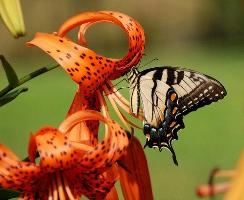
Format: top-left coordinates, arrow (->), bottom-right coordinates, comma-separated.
169,68 -> 227,115
139,67 -> 227,115
139,78 -> 171,127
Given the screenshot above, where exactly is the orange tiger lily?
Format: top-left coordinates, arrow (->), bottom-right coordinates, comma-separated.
0,110 -> 129,200
28,11 -> 145,97
28,11 -> 153,199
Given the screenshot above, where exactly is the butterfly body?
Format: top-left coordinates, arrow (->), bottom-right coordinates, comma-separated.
127,66 -> 227,164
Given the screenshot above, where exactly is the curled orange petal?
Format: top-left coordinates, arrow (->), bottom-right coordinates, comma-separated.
59,110 -> 129,171
29,127 -> 87,172
28,32 -> 107,97
0,144 -> 42,192
28,11 -> 145,96
60,11 -> 145,79
66,88 -> 100,145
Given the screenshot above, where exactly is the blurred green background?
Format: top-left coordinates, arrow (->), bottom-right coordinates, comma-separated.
0,0 -> 244,199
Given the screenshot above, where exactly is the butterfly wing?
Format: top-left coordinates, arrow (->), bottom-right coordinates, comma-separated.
140,66 -> 227,115
133,76 -> 184,164
128,73 -> 141,117
138,77 -> 171,127
170,68 -> 227,115
128,66 -> 226,164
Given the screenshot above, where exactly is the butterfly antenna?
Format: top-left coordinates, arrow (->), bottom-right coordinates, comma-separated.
137,59 -> 142,68
134,53 -> 147,69
104,86 -> 129,96
138,58 -> 159,69
112,78 -> 126,88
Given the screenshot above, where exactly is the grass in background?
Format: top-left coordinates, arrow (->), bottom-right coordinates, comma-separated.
0,42 -> 243,200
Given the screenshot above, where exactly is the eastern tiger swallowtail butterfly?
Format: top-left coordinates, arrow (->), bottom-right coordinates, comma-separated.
126,66 -> 227,165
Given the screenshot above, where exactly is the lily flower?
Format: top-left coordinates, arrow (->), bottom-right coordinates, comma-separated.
0,110 -> 129,199
196,150 -> 244,200
28,11 -> 153,199
28,11 -> 145,97
0,0 -> 25,38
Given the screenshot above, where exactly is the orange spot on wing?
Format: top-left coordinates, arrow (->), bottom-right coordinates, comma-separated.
172,107 -> 178,114
170,121 -> 176,128
171,93 -> 177,101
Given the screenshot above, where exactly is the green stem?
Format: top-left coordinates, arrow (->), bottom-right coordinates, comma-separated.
0,63 -> 59,97
0,85 -> 12,97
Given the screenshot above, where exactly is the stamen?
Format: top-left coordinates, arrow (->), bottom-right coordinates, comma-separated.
48,180 -> 53,200
48,187 -> 53,200
118,109 -> 143,130
97,89 -> 110,118
102,83 -> 142,130
103,85 -> 130,113
105,81 -> 144,120
105,91 -> 130,130
52,174 -> 58,200
59,110 -> 109,134
97,89 -> 109,133
56,171 -> 65,200
105,81 -> 131,111
69,122 -> 90,142
63,175 -> 76,200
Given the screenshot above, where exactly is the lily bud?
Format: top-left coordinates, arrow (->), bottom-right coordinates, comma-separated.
0,0 -> 25,38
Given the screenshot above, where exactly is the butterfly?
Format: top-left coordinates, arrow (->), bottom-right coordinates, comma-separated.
126,66 -> 227,165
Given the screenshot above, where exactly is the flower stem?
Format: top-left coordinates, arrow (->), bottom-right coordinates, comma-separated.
0,63 -> 59,97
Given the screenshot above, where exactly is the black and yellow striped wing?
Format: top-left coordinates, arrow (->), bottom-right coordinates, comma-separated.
127,66 -> 227,164
138,66 -> 227,115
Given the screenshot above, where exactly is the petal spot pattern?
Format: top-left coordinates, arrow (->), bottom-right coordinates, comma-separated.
28,11 -> 145,97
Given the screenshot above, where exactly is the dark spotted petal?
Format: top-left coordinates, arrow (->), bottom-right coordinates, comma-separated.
0,145 -> 42,192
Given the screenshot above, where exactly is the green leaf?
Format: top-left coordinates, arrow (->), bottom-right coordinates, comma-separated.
0,55 -> 19,87
0,87 -> 28,107
0,188 -> 20,199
